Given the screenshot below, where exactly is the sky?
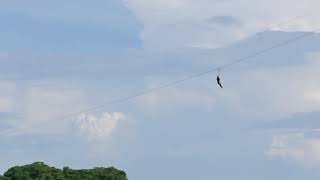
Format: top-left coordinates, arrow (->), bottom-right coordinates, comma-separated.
1,0 -> 320,179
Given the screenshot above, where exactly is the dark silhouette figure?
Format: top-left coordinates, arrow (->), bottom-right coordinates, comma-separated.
217,75 -> 223,88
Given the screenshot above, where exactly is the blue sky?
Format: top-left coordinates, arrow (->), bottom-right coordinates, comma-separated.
1,1 -> 320,179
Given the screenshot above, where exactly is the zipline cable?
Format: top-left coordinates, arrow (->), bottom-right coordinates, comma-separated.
5,14 -> 318,127
57,29 -> 320,122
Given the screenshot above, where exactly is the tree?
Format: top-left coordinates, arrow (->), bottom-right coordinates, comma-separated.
3,162 -> 127,180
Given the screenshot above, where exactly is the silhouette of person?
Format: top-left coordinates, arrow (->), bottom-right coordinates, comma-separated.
217,75 -> 223,88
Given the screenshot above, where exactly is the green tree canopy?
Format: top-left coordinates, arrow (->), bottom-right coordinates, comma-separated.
2,162 -> 127,180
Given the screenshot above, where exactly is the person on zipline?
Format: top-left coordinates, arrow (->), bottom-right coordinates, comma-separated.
217,75 -> 223,88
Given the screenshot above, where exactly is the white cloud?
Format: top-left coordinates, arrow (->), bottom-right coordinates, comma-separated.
75,112 -> 125,141
0,97 -> 14,112
134,51 -> 320,119
266,130 -> 320,166
266,132 -> 306,161
219,51 -> 320,120
123,0 -> 319,51
4,85 -> 86,136
0,81 -> 16,112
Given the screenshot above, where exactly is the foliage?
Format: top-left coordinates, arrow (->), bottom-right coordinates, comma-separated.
2,162 -> 127,180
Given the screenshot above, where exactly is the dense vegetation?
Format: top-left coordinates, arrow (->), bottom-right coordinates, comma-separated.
1,162 -> 127,180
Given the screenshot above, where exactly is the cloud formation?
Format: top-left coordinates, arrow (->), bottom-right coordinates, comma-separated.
75,112 -> 125,141
0,81 -> 16,112
266,130 -> 320,166
2,85 -> 85,136
221,51 -> 320,119
123,0 -> 319,51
